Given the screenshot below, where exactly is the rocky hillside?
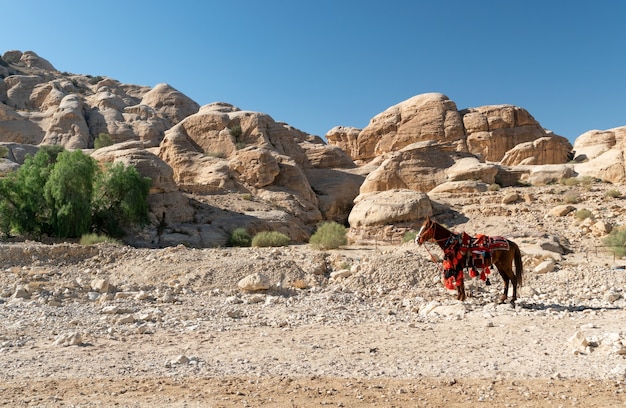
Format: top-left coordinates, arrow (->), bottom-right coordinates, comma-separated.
1,50 -> 626,248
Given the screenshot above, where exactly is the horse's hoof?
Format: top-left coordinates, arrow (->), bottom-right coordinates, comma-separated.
498,295 -> 508,304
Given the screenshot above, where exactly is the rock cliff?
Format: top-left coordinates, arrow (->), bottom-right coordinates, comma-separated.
1,50 -> 624,246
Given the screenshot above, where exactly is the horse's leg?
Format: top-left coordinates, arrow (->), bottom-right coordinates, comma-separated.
497,267 -> 509,303
457,281 -> 466,301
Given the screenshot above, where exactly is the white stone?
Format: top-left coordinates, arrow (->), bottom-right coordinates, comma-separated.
237,273 -> 271,291
534,260 -> 555,274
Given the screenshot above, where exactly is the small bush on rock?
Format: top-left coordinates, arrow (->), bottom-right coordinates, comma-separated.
309,221 -> 347,250
251,231 -> 290,247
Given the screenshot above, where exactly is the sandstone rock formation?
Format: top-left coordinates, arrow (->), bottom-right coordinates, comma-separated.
2,50 -> 625,247
572,126 -> 626,183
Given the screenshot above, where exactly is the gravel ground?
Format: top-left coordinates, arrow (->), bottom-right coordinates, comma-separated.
1,184 -> 625,406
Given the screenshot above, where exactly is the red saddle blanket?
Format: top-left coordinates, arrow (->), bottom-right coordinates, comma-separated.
472,234 -> 509,251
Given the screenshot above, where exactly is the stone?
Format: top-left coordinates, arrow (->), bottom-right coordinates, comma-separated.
53,332 -> 83,347
534,260 -> 555,274
237,273 -> 271,291
547,205 -> 576,217
90,278 -> 110,293
501,192 -> 520,204
330,269 -> 353,280
568,330 -> 589,353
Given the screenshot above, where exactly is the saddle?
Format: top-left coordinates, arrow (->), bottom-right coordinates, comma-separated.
441,232 -> 509,289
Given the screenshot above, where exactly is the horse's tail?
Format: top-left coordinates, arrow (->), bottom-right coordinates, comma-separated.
513,241 -> 523,287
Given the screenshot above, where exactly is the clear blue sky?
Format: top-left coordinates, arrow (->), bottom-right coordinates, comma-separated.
2,1 -> 625,142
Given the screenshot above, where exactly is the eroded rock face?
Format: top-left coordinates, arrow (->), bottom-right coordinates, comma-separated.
346,93 -> 466,163
500,135 -> 573,166
463,105 -> 552,162
359,141 -> 475,194
573,127 -> 626,183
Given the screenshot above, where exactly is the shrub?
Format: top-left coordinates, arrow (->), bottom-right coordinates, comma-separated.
230,125 -> 242,139
309,221 -> 347,250
402,231 -> 417,243
79,233 -> 119,245
575,208 -> 592,221
0,146 -> 8,158
488,183 -> 501,191
227,227 -> 251,247
580,176 -> 594,189
606,189 -> 621,199
251,231 -> 290,247
94,133 -> 114,150
560,177 -> 579,186
603,226 -> 626,257
563,192 -> 580,204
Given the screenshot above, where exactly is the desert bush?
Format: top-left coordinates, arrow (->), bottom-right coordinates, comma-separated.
603,226 -> 626,257
0,146 -> 8,158
606,189 -> 621,199
560,177 -> 579,186
563,192 -> 580,204
251,231 -> 290,247
309,221 -> 347,249
488,184 -> 501,191
402,230 -> 417,243
230,125 -> 242,139
227,227 -> 251,247
575,208 -> 592,221
580,176 -> 594,189
94,133 -> 113,150
79,233 -> 119,245
241,193 -> 253,201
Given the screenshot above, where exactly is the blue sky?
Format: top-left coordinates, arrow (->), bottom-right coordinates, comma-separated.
2,1 -> 625,143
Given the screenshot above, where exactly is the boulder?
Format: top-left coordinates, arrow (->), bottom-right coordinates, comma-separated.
237,273 -> 271,291
348,189 -> 432,227
445,156 -> 498,183
429,180 -> 489,194
518,164 -> 576,185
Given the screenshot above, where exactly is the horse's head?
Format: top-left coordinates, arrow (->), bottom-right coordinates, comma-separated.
415,216 -> 435,245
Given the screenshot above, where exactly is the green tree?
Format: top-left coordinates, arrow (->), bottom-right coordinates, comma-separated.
91,162 -> 151,236
44,150 -> 97,238
0,147 -> 151,240
0,146 -> 63,236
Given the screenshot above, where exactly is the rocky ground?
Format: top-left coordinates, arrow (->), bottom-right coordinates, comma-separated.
1,184 -> 626,407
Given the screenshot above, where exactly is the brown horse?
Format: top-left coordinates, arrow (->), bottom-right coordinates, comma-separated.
416,216 -> 523,303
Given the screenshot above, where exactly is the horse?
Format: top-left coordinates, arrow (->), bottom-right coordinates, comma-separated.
415,216 -> 523,304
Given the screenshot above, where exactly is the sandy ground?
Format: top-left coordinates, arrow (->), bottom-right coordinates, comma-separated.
1,184 -> 626,407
